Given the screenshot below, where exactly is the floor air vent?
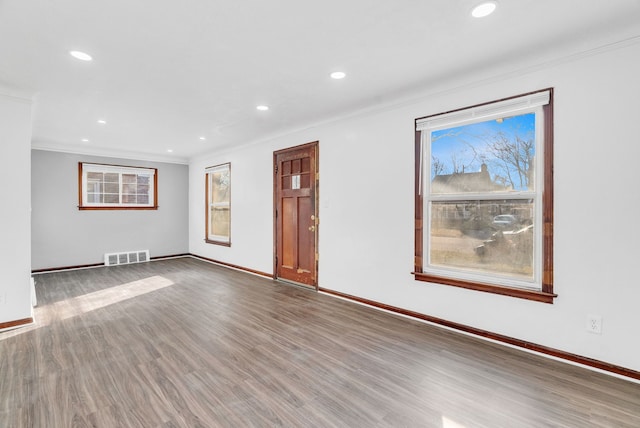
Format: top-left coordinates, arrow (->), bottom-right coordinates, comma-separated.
104,250 -> 150,266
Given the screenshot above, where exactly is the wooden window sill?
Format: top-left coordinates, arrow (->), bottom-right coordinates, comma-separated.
205,239 -> 231,247
78,206 -> 159,210
412,272 -> 557,304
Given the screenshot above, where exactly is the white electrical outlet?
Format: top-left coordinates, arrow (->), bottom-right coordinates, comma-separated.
0,292 -> 5,305
587,315 -> 602,334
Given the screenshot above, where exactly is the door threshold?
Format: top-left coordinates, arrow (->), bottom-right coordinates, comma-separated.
276,278 -> 317,291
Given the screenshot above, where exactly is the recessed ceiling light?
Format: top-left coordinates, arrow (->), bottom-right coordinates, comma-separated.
167,149 -> 174,153
81,138 -> 89,142
471,1 -> 497,18
330,71 -> 346,80
70,50 -> 93,61
256,105 -> 269,111
97,119 -> 106,124
199,136 -> 206,141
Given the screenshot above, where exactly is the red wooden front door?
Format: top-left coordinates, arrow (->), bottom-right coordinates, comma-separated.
274,142 -> 318,288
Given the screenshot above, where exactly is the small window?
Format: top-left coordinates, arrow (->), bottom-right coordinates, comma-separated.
78,162 -> 157,210
205,163 -> 231,245
414,89 -> 555,303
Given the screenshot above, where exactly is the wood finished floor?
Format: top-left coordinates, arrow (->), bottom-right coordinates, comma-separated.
1,258 -> 639,427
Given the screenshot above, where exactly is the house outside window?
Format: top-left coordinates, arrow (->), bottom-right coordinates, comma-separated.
78,162 -> 157,210
205,163 -> 231,245
414,89 -> 555,303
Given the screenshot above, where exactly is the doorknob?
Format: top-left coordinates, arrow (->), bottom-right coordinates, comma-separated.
308,225 -> 315,232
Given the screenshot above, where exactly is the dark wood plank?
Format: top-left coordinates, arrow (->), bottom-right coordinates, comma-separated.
1,257 -> 638,427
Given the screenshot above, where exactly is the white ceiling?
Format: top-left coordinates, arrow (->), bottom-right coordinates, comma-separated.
1,0 -> 639,163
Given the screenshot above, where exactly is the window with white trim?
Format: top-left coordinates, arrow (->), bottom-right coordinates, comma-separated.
414,89 -> 555,303
79,162 -> 157,210
205,163 -> 231,245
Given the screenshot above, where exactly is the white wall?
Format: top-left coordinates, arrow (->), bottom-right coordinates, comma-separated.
190,40 -> 640,372
190,149 -> 274,272
32,150 -> 189,270
0,93 -> 33,325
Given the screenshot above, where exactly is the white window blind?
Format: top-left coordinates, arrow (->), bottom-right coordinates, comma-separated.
205,164 -> 228,174
82,163 -> 155,177
416,90 -> 550,132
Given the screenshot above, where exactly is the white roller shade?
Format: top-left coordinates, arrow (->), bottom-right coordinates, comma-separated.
416,90 -> 550,132
82,163 -> 155,176
205,164 -> 229,174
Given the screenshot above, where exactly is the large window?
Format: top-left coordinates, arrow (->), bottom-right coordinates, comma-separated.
205,163 -> 231,245
414,89 -> 555,303
78,162 -> 157,210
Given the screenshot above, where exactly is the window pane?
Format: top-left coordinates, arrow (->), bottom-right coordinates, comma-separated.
122,183 -> 137,194
87,193 -> 102,203
104,173 -> 119,183
210,206 -> 230,238
87,173 -> 103,194
122,174 -> 137,184
431,112 -> 536,193
87,172 -> 103,181
122,194 -> 137,203
104,182 -> 119,194
430,199 -> 534,280
211,170 -> 230,203
104,194 -> 119,204
87,181 -> 101,193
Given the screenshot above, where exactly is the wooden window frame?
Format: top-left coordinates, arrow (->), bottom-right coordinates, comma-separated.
413,89 -> 556,303
78,162 -> 158,210
205,162 -> 231,246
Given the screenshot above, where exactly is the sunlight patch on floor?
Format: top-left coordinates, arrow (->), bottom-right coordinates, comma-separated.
0,276 -> 174,339
53,275 -> 174,320
442,415 -> 466,428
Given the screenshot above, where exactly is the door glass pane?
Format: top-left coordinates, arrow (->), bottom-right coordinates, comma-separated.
291,175 -> 300,189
